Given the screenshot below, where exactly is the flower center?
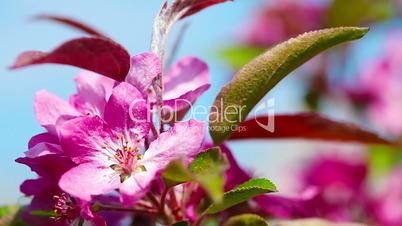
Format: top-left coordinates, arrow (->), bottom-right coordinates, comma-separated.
52,193 -> 80,222
106,134 -> 146,182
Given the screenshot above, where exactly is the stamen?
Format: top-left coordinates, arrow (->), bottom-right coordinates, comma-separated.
51,193 -> 79,222
104,133 -> 146,182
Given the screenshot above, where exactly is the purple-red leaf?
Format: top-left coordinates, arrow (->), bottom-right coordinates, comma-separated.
35,14 -> 107,38
180,0 -> 233,19
10,37 -> 130,81
230,113 -> 394,145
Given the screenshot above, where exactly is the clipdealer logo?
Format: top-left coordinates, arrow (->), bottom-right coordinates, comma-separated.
253,98 -> 275,132
128,98 -> 275,133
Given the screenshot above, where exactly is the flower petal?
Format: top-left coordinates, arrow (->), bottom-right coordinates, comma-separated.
59,162 -> 120,201
125,52 -> 161,95
70,71 -> 115,117
104,82 -> 150,138
28,132 -> 58,149
163,83 -> 211,114
16,155 -> 75,179
254,188 -> 319,219
119,171 -> 155,206
20,178 -> 55,196
24,142 -> 62,158
34,90 -> 80,133
142,120 -> 205,171
79,200 -> 107,226
57,116 -> 115,164
22,194 -> 66,226
220,144 -> 252,191
164,56 -> 210,100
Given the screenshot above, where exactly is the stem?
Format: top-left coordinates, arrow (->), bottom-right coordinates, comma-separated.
159,187 -> 174,225
147,193 -> 161,209
160,188 -> 169,214
136,200 -> 155,210
193,213 -> 206,226
152,75 -> 165,134
151,119 -> 159,138
169,190 -> 178,207
150,7 -> 190,135
144,137 -> 150,150
169,189 -> 182,220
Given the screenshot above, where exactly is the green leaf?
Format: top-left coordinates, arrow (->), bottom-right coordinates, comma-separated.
162,147 -> 228,204
209,27 -> 369,144
369,145 -> 401,178
205,178 -> 277,214
0,205 -> 18,218
220,46 -> 266,70
0,207 -> 27,226
162,159 -> 193,188
326,0 -> 395,27
189,147 -> 228,203
223,214 -> 269,226
30,210 -> 56,217
204,218 -> 220,226
171,221 -> 190,226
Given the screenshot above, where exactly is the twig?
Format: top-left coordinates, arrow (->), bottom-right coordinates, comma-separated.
147,193 -> 161,210
194,213 -> 206,226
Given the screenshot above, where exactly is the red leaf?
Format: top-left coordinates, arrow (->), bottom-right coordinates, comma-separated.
35,14 -> 107,38
229,113 -> 394,145
181,0 -> 232,19
10,37 -> 130,81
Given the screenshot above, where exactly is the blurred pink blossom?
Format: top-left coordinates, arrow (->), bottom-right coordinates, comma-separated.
243,0 -> 327,47
371,167 -> 402,226
346,32 -> 402,135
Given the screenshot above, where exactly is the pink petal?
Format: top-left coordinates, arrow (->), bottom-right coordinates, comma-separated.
22,194 -> 66,226
24,142 -> 62,158
20,178 -> 54,196
163,83 -> 211,113
142,120 -> 205,171
79,200 -> 107,226
56,116 -> 115,164
34,90 -> 80,133
164,56 -> 210,100
59,162 -> 120,201
104,82 -> 150,138
125,52 -> 161,95
28,132 -> 58,149
10,37 -> 130,82
119,171 -> 155,206
70,71 -> 115,116
16,155 -> 75,179
220,144 -> 252,191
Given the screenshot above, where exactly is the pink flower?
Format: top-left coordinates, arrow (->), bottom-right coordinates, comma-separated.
33,71 -> 114,134
126,52 -> 210,113
33,52 -> 210,133
371,167 -> 402,226
57,82 -> 206,205
16,155 -> 107,226
256,154 -> 370,222
243,0 -> 326,47
346,32 -> 402,135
